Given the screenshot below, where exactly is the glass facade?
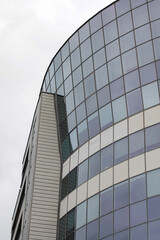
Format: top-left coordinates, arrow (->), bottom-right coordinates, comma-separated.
41,0 -> 160,239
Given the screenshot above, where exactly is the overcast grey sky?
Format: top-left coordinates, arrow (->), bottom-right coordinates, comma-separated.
0,0 -> 114,239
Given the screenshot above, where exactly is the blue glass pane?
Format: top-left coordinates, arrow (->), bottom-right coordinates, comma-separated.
78,120 -> 88,146
95,65 -> 108,90
142,82 -> 159,109
140,63 -> 157,86
74,82 -> 85,107
148,196 -> 160,221
76,226 -> 86,240
70,129 -> 78,152
149,219 -> 160,240
147,168 -> 160,197
100,213 -> 113,238
137,42 -> 154,67
61,42 -> 69,62
130,174 -> 146,204
112,96 -> 127,123
118,12 -> 133,36
114,137 -> 128,164
72,66 -> 82,87
114,207 -> 129,232
93,48 -> 106,69
69,32 -> 79,52
99,104 -> 113,130
65,91 -> 74,115
131,224 -> 147,240
89,152 -> 100,179
148,0 -> 160,21
110,77 -> 124,100
124,70 -> 140,92
108,56 -> 122,82
86,94 -> 97,116
130,200 -> 147,227
116,0 -> 130,17
102,4 -> 115,25
135,24 -> 151,45
67,111 -> 76,132
145,124 -> 160,152
82,57 -> 93,78
97,85 -> 110,108
84,73 -> 95,98
63,57 -> 71,79
132,5 -> 149,28
153,38 -> 160,60
114,180 -> 129,209
91,29 -> 104,53
101,144 -> 113,171
90,13 -> 102,34
88,111 -> 100,138
151,20 -> 160,38
114,229 -> 129,240
81,38 -> 92,62
104,20 -> 118,44
87,194 -> 99,222
87,219 -> 98,240
129,130 -> 144,158
76,102 -> 86,124
106,40 -> 120,61
127,89 -> 143,116
76,201 -> 87,229
122,49 -> 137,74
79,22 -> 90,43
78,159 -> 88,186
64,75 -> 72,95
71,48 -> 81,71
120,31 -> 135,53
100,187 -> 113,216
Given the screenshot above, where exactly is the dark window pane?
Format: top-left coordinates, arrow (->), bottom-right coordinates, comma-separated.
78,120 -> 88,146
76,102 -> 86,124
71,48 -> 81,71
87,195 -> 99,222
97,85 -> 110,108
61,175 -> 68,199
90,13 -> 102,34
67,232 -> 74,240
67,111 -> 76,132
60,119 -> 68,140
100,187 -> 113,216
108,56 -> 122,82
114,180 -> 129,209
89,152 -> 100,179
149,220 -> 160,240
91,29 -> 104,53
130,174 -> 146,204
118,12 -> 133,36
114,137 -> 128,164
124,70 -> 140,92
69,167 -> 77,193
87,219 -> 98,240
130,200 -> 147,227
104,20 -> 118,44
140,62 -> 157,86
61,136 -> 71,162
145,124 -> 160,151
58,100 -> 67,123
84,73 -> 95,98
88,111 -> 100,138
126,89 -> 143,116
148,196 -> 160,221
131,224 -> 147,240
99,104 -> 113,130
78,159 -> 88,186
122,49 -> 137,74
132,5 -> 149,28
81,38 -> 92,62
82,57 -> 93,78
135,24 -> 151,45
100,213 -> 113,238
102,4 -> 115,25
67,209 -> 75,235
74,82 -> 85,107
59,216 -> 66,240
101,144 -> 113,171
110,77 -> 124,100
93,48 -> 106,69
79,22 -> 90,43
95,65 -> 108,90
114,207 -> 129,232
112,96 -> 127,123
147,168 -> 160,197
106,40 -> 120,61
76,201 -> 87,229
86,94 -> 97,116
120,31 -> 135,53
72,66 -> 82,87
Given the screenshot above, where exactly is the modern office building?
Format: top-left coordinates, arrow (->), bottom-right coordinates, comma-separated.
11,0 -> 160,239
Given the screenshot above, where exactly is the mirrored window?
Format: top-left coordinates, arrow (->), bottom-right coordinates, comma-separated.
84,73 -> 95,98
114,207 -> 129,232
88,111 -> 100,138
137,42 -> 154,66
93,48 -> 106,69
97,85 -> 110,107
72,66 -> 82,87
148,0 -> 160,21
114,180 -> 129,209
135,24 -> 151,45
71,48 -> 81,71
63,57 -> 71,79
87,219 -> 99,240
116,0 -> 130,17
78,120 -> 88,146
130,201 -> 147,227
69,32 -> 79,52
142,82 -> 159,109
89,152 -> 100,179
153,38 -> 160,60
122,49 -> 137,74
100,187 -> 113,216
104,20 -> 118,44
61,42 -> 69,62
140,63 -> 157,86
74,82 -> 85,107
100,213 -> 113,239
102,4 -> 115,25
95,65 -> 108,90
99,104 -> 113,130
101,144 -> 113,171
118,12 -> 133,36
82,57 -> 93,78
90,13 -> 102,34
114,137 -> 128,164
147,168 -> 160,197
91,29 -> 104,53
129,130 -> 144,158
108,56 -> 122,82
76,102 -> 86,124
106,40 -> 120,61
124,70 -> 140,93
76,201 -> 87,229
112,96 -> 127,123
78,159 -> 88,186
80,38 -> 92,62
87,194 -> 99,222
120,31 -> 135,53
126,88 -> 143,116
130,174 -> 146,204
132,5 -> 149,28
110,77 -> 124,100
79,23 -> 90,43
86,94 -> 97,116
